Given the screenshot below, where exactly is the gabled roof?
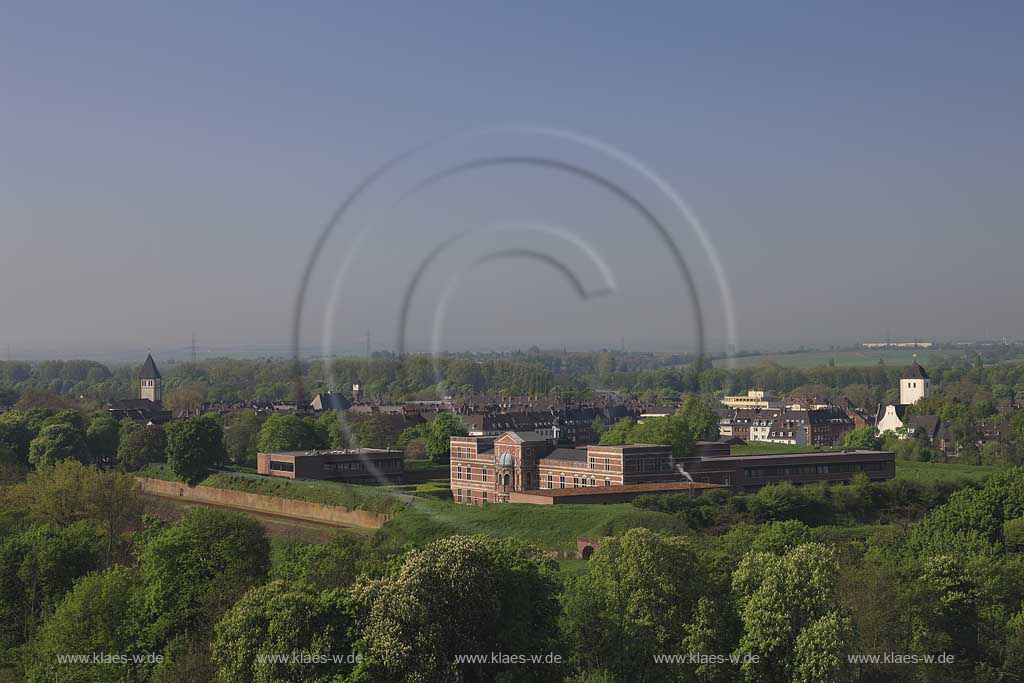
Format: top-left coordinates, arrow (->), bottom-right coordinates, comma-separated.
906,415 -> 942,440
901,360 -> 929,380
140,353 -> 161,379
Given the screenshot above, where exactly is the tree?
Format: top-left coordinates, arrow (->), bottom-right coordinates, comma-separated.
256,414 -> 323,453
41,408 -> 86,432
350,535 -> 561,682
349,413 -> 390,449
842,425 -> 881,450
138,507 -> 270,645
396,422 -> 430,450
85,413 -> 120,466
792,611 -> 852,683
0,410 -> 35,466
599,418 -> 635,446
14,388 -> 72,412
591,415 -> 606,438
732,543 -> 849,681
425,413 -> 467,463
269,535 -> 381,590
4,460 -> 146,565
26,566 -> 146,683
561,528 -> 706,682
678,394 -> 720,441
222,410 -> 263,465
0,520 -> 105,649
681,596 -> 738,683
630,415 -> 697,458
162,383 -> 206,415
211,581 -> 352,683
117,422 -> 166,471
165,414 -> 226,482
28,422 -> 90,469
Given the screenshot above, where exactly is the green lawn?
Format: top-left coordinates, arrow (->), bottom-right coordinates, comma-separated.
895,460 -> 1004,483
382,476 -> 452,500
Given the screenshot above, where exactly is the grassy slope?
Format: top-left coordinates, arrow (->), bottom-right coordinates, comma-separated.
379,497 -> 689,551
138,464 -> 405,515
140,460 -> 1005,552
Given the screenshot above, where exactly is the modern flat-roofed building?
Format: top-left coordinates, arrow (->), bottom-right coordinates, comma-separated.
681,449 -> 895,492
721,390 -> 783,410
257,448 -> 404,484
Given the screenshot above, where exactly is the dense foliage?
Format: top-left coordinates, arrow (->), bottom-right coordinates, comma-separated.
1,461 -> 1023,682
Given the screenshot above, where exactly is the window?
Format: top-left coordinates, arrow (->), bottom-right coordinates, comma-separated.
604,478 -> 611,486
604,458 -> 610,471
482,468 -> 488,482
559,475 -> 565,489
589,459 -> 595,470
573,476 -> 579,488
456,465 -> 463,480
589,477 -> 596,487
466,465 -> 472,480
482,491 -> 488,503
546,473 -> 553,488
269,461 -> 294,472
456,489 -> 462,502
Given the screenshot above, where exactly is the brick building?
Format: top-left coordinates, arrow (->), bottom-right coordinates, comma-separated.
450,428 -> 682,505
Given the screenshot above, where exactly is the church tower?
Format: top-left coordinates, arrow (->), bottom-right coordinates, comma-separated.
899,357 -> 930,405
140,353 -> 162,403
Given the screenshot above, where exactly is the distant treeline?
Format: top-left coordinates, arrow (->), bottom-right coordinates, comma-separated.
0,347 -> 1020,409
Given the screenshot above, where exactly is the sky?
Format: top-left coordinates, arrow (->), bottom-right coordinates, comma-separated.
2,2 -> 1023,361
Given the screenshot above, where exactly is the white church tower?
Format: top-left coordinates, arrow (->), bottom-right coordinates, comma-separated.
899,357 -> 930,405
140,353 -> 162,403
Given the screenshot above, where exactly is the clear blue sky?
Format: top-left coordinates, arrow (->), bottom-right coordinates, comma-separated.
2,2 -> 1023,359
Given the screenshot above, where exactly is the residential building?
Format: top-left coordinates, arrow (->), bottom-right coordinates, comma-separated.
806,407 -> 856,448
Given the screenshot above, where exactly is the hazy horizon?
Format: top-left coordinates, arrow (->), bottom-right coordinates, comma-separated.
4,3 -> 1023,358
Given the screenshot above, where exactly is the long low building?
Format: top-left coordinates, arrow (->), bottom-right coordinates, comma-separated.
509,481 -> 724,505
680,449 -> 895,492
257,448 -> 404,484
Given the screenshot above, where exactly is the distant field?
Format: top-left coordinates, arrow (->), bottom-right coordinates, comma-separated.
895,460 -> 1003,483
714,349 -> 940,369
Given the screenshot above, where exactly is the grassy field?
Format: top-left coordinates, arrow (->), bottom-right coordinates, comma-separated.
895,460 -> 1003,483
714,349 -> 941,369
379,497 -> 688,551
